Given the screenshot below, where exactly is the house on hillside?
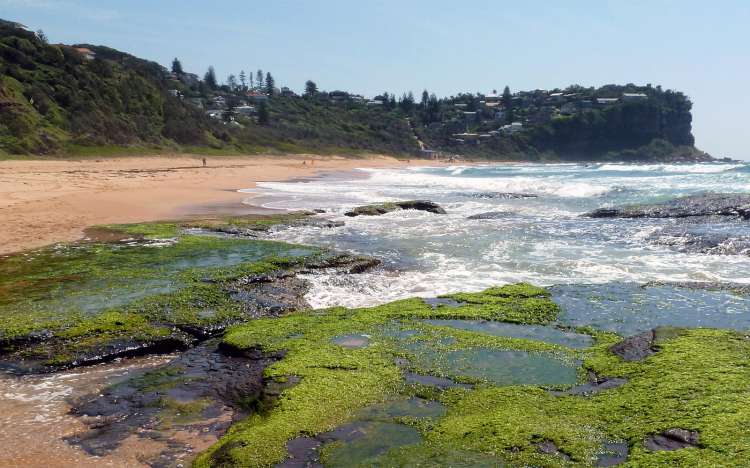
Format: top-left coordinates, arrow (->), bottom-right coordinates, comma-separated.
548,92 -> 565,105
329,91 -> 350,103
246,91 -> 268,103
596,97 -> 619,106
73,47 -> 96,60
187,98 -> 204,109
167,89 -> 181,98
235,105 -> 256,116
210,96 -> 227,109
560,102 -> 577,115
366,99 -> 384,106
622,93 -> 648,102
280,87 -> 296,97
500,122 -> 523,135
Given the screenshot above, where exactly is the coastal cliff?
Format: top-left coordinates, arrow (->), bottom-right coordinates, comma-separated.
1,19 -> 711,161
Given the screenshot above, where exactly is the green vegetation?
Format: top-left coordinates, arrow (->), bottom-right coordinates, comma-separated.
0,21 -> 417,156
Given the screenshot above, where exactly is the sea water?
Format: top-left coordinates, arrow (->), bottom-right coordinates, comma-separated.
244,162 -> 750,312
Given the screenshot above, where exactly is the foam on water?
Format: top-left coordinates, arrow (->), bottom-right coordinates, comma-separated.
248,162 -> 750,309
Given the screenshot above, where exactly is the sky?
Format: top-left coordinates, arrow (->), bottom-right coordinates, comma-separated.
2,0 -> 749,160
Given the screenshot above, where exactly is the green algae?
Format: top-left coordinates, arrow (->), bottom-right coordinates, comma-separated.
194,284 -> 576,467
0,214 -> 322,370
195,285 -> 750,467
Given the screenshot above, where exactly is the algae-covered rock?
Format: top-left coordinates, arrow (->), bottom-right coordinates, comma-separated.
344,200 -> 446,217
609,330 -> 656,361
0,216 -> 380,373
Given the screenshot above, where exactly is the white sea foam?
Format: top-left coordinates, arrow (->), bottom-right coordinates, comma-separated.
596,163 -> 744,173
249,162 -> 750,308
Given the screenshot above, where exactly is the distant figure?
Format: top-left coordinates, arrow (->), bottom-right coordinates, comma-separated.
202,158 -> 207,167
303,160 -> 307,166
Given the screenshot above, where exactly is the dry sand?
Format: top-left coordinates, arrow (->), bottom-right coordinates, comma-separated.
0,153 -> 419,255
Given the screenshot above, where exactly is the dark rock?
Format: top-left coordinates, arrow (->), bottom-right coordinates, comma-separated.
645,222 -> 750,256
0,331 -> 195,375
467,211 -> 515,220
228,276 -> 312,319
302,253 -> 381,274
344,200 -> 446,217
552,372 -> 628,397
644,429 -> 700,451
586,193 -> 750,219
609,330 -> 656,361
643,281 -> 750,296
67,341 -> 283,457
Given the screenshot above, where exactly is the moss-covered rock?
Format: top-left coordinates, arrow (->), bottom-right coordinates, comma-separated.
0,213 -> 375,372
194,287 -> 750,467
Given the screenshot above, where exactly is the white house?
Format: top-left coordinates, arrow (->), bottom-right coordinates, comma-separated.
235,105 -> 256,116
622,93 -> 648,102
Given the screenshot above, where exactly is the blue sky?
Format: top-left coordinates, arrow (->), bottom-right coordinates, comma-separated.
2,0 -> 749,159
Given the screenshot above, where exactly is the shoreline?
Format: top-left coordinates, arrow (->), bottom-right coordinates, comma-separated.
0,153 -> 432,255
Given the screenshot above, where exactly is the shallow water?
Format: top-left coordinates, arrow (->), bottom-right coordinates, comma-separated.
0,355 -> 175,467
424,319 -> 594,348
552,283 -> 750,335
247,162 -> 750,308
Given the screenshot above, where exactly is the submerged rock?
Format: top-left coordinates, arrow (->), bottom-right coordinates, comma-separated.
552,372 -> 628,397
467,211 -> 515,220
67,341 -> 282,461
596,441 -> 629,466
609,330 -> 656,361
645,222 -> 750,256
585,193 -> 750,219
644,428 -> 700,451
344,200 -> 446,217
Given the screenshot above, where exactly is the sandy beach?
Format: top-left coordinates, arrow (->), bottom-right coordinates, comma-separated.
0,153 -> 419,255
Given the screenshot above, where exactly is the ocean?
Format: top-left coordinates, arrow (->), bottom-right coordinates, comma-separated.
243,162 -> 750,310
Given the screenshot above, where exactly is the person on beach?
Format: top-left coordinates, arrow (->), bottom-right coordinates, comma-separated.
202,158 -> 207,167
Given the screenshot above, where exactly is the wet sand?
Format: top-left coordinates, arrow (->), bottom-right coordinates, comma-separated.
0,355 -> 175,467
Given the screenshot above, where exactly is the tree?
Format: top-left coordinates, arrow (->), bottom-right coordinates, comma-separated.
257,101 -> 269,125
399,92 -> 415,114
256,70 -> 264,89
204,66 -> 218,90
502,85 -> 513,124
172,58 -> 184,75
239,70 -> 247,90
265,72 -> 275,95
304,80 -> 318,97
36,29 -> 48,44
227,74 -> 238,92
421,90 -> 429,109
249,72 -> 255,89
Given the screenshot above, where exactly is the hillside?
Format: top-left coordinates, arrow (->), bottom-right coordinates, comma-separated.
0,19 -> 710,161
0,21 -> 417,156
